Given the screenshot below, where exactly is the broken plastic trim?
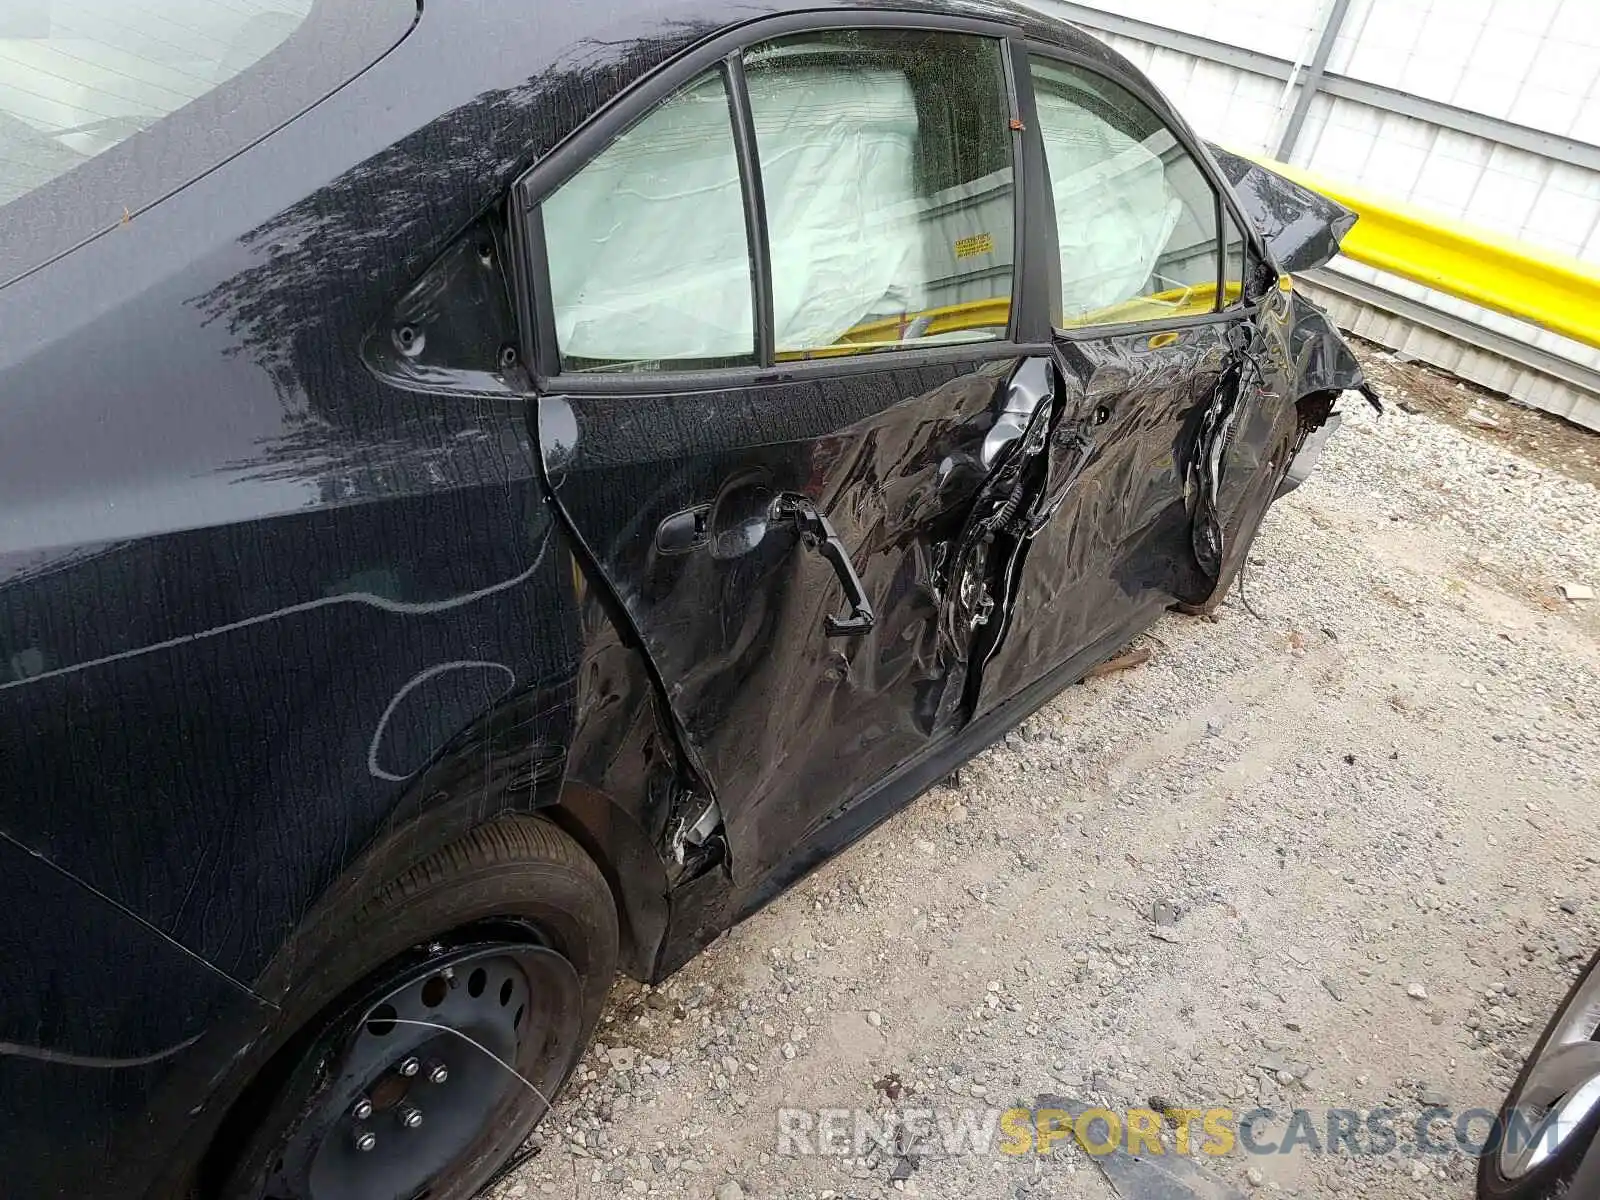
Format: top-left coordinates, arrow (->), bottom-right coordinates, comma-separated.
669,795 -> 723,868
362,215 -> 526,396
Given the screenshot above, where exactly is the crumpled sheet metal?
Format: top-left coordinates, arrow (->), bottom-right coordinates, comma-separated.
1286,289 -> 1368,399
974,325 -> 1227,711
1208,144 -> 1358,276
543,359 -> 1016,886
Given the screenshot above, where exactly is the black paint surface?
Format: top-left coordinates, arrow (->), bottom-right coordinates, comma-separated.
0,1 -> 1369,1194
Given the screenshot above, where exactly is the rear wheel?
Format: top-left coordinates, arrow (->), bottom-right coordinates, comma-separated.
216,817 -> 617,1200
1479,950 -> 1600,1200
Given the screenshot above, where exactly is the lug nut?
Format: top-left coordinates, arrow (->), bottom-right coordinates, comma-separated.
354,1129 -> 377,1152
397,1103 -> 424,1129
351,1096 -> 374,1121
427,1061 -> 449,1085
398,1056 -> 420,1077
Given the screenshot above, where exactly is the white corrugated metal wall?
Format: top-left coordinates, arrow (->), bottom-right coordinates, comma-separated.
1032,0 -> 1600,430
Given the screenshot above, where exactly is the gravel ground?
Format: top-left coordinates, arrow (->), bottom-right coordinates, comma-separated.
499,350 -> 1600,1200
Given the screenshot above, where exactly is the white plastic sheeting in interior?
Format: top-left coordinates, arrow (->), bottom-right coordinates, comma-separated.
746,65 -> 928,352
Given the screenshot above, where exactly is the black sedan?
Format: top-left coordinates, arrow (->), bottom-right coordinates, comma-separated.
0,1 -> 1373,1196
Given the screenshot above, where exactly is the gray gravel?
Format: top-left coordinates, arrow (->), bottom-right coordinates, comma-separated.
497,357 -> 1600,1200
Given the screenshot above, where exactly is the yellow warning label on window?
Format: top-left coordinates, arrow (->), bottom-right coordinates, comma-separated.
955,233 -> 995,259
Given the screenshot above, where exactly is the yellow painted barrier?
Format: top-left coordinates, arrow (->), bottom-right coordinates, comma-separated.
1247,154 -> 1600,351
781,282 -> 1236,362
776,297 -> 1012,360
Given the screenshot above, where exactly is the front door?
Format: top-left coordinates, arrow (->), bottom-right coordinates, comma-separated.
976,51 -> 1290,710
522,24 -> 1044,883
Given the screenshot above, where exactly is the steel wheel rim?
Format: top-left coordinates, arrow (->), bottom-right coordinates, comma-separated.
1500,967 -> 1600,1180
265,940 -> 583,1200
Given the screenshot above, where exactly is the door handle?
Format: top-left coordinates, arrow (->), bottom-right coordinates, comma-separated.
772,495 -> 876,638
655,504 -> 711,554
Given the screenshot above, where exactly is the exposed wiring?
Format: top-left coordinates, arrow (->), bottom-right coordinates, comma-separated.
1236,554 -> 1267,621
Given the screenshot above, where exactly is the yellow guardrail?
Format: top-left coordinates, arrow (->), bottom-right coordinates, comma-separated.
1249,154 -> 1600,351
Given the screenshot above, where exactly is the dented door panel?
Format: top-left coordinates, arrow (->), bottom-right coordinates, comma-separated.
539,356 -> 1024,885
973,323 -> 1231,711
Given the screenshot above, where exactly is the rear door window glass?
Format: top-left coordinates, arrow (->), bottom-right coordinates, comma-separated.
1029,56 -> 1224,329
541,70 -> 753,373
744,30 -> 1015,358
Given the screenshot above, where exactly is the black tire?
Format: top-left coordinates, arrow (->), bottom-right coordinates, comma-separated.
213,816 -> 618,1200
1479,950 -> 1600,1200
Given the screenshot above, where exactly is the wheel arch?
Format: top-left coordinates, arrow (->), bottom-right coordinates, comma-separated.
141,699 -> 674,1199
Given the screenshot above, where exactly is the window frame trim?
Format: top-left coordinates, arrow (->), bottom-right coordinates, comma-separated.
1016,41 -> 1273,344
725,51 -> 776,368
513,9 -> 1037,390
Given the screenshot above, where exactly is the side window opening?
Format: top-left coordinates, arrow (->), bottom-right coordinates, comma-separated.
540,70 -> 755,373
744,30 -> 1015,359
534,27 -> 1018,376
1029,56 -> 1226,330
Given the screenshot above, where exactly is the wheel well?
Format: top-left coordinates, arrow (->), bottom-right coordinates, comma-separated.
539,783 -> 669,982
188,811 -> 630,1198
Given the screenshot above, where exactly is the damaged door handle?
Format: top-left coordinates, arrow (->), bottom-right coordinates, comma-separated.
772,495 -> 876,638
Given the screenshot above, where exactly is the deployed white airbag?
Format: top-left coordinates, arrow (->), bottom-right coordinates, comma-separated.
746,65 -> 924,351
544,74 -> 754,365
546,59 -> 1009,366
1035,87 -> 1182,321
